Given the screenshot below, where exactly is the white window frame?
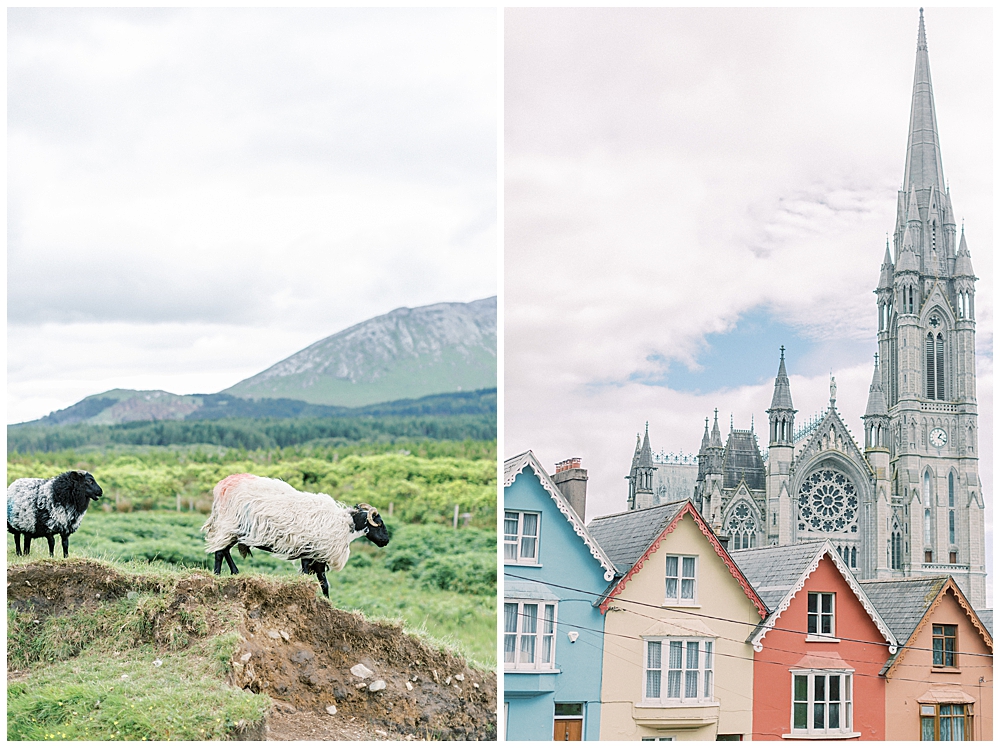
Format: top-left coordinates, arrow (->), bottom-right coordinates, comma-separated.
642,638 -> 715,706
504,510 -> 540,565
664,555 -> 698,606
806,592 -> 837,641
503,599 -> 557,672
787,669 -> 856,738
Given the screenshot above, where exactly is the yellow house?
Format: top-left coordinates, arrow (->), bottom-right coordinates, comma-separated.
588,500 -> 767,741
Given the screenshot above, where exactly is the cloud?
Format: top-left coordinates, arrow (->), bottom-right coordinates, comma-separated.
504,7 -> 992,600
7,7 -> 497,421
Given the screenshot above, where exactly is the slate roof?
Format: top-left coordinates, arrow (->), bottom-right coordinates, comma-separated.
587,501 -> 686,573
729,541 -> 827,610
722,429 -> 765,490
858,577 -> 949,642
976,609 -> 992,636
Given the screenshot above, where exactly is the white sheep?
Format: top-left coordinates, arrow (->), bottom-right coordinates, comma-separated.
201,473 -> 390,596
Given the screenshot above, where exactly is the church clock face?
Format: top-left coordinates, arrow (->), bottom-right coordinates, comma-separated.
929,428 -> 948,448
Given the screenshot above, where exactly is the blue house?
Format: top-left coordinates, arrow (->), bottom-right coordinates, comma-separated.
503,451 -> 617,741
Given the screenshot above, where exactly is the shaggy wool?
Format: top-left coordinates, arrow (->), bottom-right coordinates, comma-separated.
202,474 -> 365,571
7,471 -> 102,538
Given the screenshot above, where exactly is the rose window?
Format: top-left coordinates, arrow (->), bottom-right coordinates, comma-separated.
798,468 -> 858,534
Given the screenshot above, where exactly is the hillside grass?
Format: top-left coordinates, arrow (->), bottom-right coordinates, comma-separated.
7,441 -> 497,528
6,512 -> 496,667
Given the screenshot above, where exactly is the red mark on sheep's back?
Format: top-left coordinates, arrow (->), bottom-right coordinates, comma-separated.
213,473 -> 257,507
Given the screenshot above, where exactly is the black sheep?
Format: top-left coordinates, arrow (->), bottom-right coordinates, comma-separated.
7,471 -> 103,557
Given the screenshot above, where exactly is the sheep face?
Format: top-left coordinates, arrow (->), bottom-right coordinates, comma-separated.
75,471 -> 104,501
352,503 -> 390,547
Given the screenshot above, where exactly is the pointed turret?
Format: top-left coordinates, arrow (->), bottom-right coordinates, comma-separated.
878,239 -> 895,289
710,409 -> 723,449
954,226 -> 974,277
630,433 -> 641,471
769,346 -> 794,411
902,8 -> 947,197
699,418 -> 710,453
638,423 -> 654,469
865,355 -> 888,417
896,225 -> 919,273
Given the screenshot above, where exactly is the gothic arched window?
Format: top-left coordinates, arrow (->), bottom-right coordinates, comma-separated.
797,467 -> 858,535
726,502 -> 757,550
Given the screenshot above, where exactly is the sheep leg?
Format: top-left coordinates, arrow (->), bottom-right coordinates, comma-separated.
223,548 -> 239,574
61,534 -> 70,559
23,536 -> 32,555
13,532 -> 23,556
213,542 -> 240,575
314,562 -> 330,598
46,535 -> 56,557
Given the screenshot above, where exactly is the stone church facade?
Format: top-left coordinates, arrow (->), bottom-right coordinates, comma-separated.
626,11 -> 986,608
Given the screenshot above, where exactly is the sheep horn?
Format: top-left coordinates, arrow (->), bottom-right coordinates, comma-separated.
357,503 -> 382,527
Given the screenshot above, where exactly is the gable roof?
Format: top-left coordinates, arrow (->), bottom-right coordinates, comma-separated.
587,501 -> 686,572
730,540 -> 897,653
503,451 -> 617,582
859,577 -> 994,677
589,500 -> 767,618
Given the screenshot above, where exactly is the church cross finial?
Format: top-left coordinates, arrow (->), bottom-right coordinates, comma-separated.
874,352 -> 879,367
779,345 -> 785,359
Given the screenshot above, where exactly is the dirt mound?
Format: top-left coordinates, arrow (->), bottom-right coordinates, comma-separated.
8,560 -> 497,740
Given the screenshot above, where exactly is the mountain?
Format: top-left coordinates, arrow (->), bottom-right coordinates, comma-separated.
222,296 -> 496,407
24,388 -> 496,427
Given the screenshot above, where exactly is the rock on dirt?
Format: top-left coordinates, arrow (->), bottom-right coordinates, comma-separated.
7,559 -> 497,741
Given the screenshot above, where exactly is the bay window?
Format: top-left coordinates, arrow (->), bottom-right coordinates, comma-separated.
504,600 -> 556,671
921,703 -> 971,740
643,638 -> 714,704
789,670 -> 854,737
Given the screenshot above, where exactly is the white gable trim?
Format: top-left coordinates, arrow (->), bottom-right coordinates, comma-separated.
504,451 -> 617,581
750,540 -> 897,654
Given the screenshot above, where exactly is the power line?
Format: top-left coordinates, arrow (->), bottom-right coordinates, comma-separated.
504,572 -> 993,659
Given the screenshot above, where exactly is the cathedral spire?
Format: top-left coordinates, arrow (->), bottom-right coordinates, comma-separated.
638,422 -> 653,468
902,8 -> 946,198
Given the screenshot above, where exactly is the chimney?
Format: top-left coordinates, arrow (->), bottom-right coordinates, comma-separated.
553,458 -> 588,521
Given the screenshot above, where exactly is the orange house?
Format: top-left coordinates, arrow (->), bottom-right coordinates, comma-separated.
860,577 -> 993,740
731,541 -> 897,740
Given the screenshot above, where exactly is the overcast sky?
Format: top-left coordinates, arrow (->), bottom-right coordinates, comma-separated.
504,7 -> 992,597
7,7 -> 497,424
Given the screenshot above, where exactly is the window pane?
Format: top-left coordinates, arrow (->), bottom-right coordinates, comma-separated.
934,638 -> 944,666
704,642 -> 713,669
647,641 -> 661,669
522,513 -> 538,536
681,579 -> 695,600
646,669 -> 661,699
543,605 -> 556,634
829,702 -> 840,729
504,603 -> 518,633
504,512 -> 518,531
814,674 -> 825,702
667,670 -> 681,699
794,675 -> 808,702
808,613 -> 818,634
685,670 -> 698,699
666,578 -> 678,598
794,703 -> 807,730
704,669 -> 712,699
822,594 -> 833,614
519,634 -> 535,663
940,715 -> 952,741
520,536 -> 536,560
541,635 -> 553,664
504,635 -> 516,663
829,674 -> 840,701
808,593 -> 818,614
686,641 -> 699,670
669,641 -> 683,669
953,717 -> 964,740
665,556 -> 678,577
821,613 -> 832,635
682,557 -> 695,577
813,702 -> 825,730
522,604 -> 538,633
504,541 -> 517,560
922,717 -> 935,741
